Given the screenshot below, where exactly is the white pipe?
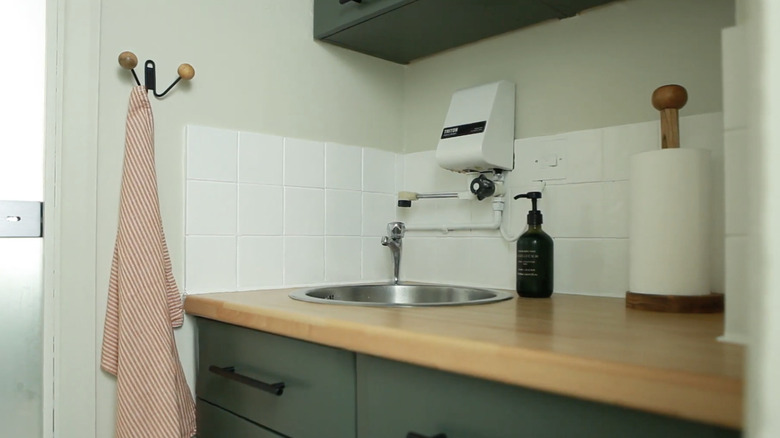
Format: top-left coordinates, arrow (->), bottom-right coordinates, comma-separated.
405,198 -> 505,234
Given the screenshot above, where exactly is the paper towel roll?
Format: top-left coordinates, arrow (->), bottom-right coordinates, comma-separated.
629,148 -> 711,296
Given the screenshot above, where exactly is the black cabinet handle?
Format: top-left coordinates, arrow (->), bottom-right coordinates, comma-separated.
208,365 -> 285,396
407,433 -> 447,438
339,0 -> 362,4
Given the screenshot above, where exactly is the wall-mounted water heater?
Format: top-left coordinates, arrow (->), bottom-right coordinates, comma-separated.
436,80 -> 515,173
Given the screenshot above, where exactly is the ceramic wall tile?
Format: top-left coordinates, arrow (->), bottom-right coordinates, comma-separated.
553,238 -> 629,297
284,237 -> 324,286
186,180 -> 236,235
238,131 -> 284,185
325,237 -> 363,283
185,236 -> 237,294
186,125 -> 238,182
238,184 -> 283,236
237,236 -> 284,289
325,142 -> 362,190
602,120 -> 658,181
284,137 -> 324,188
362,237 -> 393,283
363,148 -> 398,193
362,192 -> 397,237
284,187 -> 325,236
325,189 -> 362,236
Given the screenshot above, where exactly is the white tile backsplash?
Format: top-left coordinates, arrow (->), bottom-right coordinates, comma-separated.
284,138 -> 325,188
284,187 -> 325,236
559,128 -> 604,184
602,120 -> 658,181
186,126 -> 238,182
362,237 -> 393,283
186,127 -> 398,293
325,237 -> 363,283
185,236 -> 237,294
554,238 -> 629,297
238,184 -> 283,236
284,237 -> 325,286
238,236 -> 284,289
186,180 -> 237,235
363,148 -> 397,193
325,142 -> 363,190
239,132 -> 284,185
326,189 -> 362,236
362,192 -> 397,237
185,115 -> 724,299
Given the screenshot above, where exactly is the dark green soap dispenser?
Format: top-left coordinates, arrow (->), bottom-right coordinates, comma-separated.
513,192 -> 554,298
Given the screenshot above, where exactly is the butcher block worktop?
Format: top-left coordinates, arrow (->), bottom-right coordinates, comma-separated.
184,288 -> 744,429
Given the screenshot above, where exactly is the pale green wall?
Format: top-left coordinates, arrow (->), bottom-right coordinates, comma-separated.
402,0 -> 735,153
91,1 -> 404,436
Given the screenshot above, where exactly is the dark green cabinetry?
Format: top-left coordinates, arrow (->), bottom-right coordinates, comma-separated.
195,317 -> 740,437
356,354 -> 740,438
195,318 -> 356,438
197,401 -> 284,437
313,0 -> 618,64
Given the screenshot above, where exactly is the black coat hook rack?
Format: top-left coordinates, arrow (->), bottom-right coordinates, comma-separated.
118,51 -> 195,98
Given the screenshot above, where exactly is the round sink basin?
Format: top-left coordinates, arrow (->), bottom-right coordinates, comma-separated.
289,283 -> 514,307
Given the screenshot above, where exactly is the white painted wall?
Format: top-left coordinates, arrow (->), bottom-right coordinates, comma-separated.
403,0 -> 734,153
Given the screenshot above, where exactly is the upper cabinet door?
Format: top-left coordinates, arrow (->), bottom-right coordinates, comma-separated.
313,0 -> 617,64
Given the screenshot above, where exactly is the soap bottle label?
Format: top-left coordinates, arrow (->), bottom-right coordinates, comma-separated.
517,249 -> 540,277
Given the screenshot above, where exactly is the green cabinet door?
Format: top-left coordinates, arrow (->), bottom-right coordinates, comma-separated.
313,0 -> 618,64
197,400 -> 284,438
196,318 -> 357,438
356,354 -> 740,438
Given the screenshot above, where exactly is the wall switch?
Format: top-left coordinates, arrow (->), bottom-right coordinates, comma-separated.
522,138 -> 567,181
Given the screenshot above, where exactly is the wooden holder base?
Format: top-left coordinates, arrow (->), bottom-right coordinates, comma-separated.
625,291 -> 724,313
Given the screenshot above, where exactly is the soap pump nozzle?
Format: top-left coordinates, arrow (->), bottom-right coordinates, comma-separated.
513,191 -> 543,226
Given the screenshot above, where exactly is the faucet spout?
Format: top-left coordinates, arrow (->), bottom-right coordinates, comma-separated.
381,221 -> 405,285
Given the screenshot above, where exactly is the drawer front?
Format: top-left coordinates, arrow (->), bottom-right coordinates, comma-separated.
196,318 -> 356,438
197,399 -> 283,438
357,354 -> 739,438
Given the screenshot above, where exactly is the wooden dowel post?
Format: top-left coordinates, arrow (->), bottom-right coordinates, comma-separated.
651,85 -> 688,149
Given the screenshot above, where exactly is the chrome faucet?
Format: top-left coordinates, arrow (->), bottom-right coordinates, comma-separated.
380,221 -> 405,285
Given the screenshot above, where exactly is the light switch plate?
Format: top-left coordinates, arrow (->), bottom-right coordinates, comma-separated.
527,138 -> 567,181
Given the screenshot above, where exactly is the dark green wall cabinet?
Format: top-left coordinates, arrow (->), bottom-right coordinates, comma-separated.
313,0 -> 619,64
195,317 -> 740,438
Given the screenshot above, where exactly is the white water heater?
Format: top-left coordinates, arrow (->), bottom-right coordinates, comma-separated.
436,80 -> 515,173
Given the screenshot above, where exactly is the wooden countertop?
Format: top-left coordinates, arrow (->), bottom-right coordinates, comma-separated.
184,289 -> 744,429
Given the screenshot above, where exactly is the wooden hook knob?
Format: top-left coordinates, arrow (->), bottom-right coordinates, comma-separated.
118,51 -> 138,70
652,84 -> 687,149
178,63 -> 195,80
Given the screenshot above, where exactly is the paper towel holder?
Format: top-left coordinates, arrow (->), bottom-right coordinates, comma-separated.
626,84 -> 724,313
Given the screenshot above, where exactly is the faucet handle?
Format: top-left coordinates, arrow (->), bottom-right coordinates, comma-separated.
387,221 -> 406,239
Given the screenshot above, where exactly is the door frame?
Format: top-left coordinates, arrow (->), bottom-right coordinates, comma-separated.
45,0 -> 102,437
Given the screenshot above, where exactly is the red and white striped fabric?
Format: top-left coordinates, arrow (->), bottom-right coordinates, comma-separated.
101,86 -> 196,438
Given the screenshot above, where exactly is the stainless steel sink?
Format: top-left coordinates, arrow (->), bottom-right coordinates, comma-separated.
289,284 -> 514,307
